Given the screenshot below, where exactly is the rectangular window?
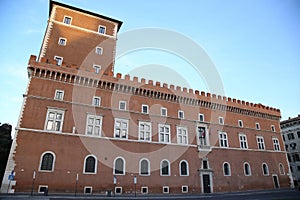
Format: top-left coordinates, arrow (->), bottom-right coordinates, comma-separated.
84,186 -> 92,194
182,186 -> 188,193
93,65 -> 101,74
114,118 -> 129,139
95,47 -> 103,55
177,126 -> 188,144
161,107 -> 167,117
92,96 -> 101,107
239,134 -> 248,149
255,123 -> 260,130
163,186 -> 169,194
141,187 -> 148,194
273,138 -> 281,151
119,101 -> 126,110
199,113 -> 204,122
63,16 -> 72,24
54,56 -> 63,66
158,124 -> 170,143
197,126 -> 207,146
58,37 -> 66,46
238,120 -> 243,128
178,110 -> 184,119
288,133 -> 295,140
271,125 -> 275,132
297,131 -> 300,138
139,121 -> 151,141
219,131 -> 228,147
86,114 -> 102,137
45,108 -> 64,132
219,117 -> 224,125
257,136 -> 265,150
38,185 -> 48,194
98,25 -> 106,34
115,187 -> 122,194
142,104 -> 149,114
54,90 -> 64,101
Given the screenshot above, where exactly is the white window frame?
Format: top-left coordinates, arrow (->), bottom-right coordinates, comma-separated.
83,154 -> 97,174
139,121 -> 152,141
273,138 -> 281,151
256,136 -> 265,150
95,47 -> 103,55
38,185 -> 48,194
161,107 -> 167,117
119,101 -> 126,111
182,186 -> 188,193
223,162 -> 231,176
179,160 -> 189,176
39,151 -> 56,172
141,187 -> 148,194
115,187 -> 122,194
238,120 -> 243,128
54,56 -> 63,66
219,131 -> 228,148
139,158 -> 150,176
54,89 -> 64,101
85,114 -> 102,137
271,125 -> 276,132
113,156 -> 126,175
84,186 -> 93,194
279,163 -> 285,175
177,126 -> 188,145
162,186 -> 169,194
44,108 -> 65,132
178,110 -> 184,119
63,16 -> 72,24
262,163 -> 269,176
160,159 -> 171,176
141,104 -> 149,114
114,118 -> 129,139
58,37 -> 67,46
239,133 -> 248,149
98,25 -> 106,34
93,65 -> 101,74
244,162 -> 252,176
255,122 -> 261,130
92,96 -> 101,107
219,117 -> 224,125
158,124 -> 171,143
199,113 -> 204,122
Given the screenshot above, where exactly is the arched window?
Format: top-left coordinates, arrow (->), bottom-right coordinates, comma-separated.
40,151 -> 55,171
160,160 -> 170,176
262,163 -> 269,176
223,162 -> 231,176
179,160 -> 189,176
244,162 -> 251,176
279,163 -> 285,175
84,155 -> 97,174
139,159 -> 150,175
114,157 -> 125,175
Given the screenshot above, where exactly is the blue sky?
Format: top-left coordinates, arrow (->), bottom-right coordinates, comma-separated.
0,0 -> 299,135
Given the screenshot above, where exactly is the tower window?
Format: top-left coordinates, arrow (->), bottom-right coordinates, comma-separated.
63,16 -> 72,24
98,26 -> 106,34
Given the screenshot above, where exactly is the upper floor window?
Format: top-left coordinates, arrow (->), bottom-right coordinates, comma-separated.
139,159 -> 150,176
219,117 -> 224,125
54,56 -> 63,66
54,89 -> 64,101
177,126 -> 188,145
63,16 -> 72,24
158,124 -> 170,143
114,118 -> 129,139
287,133 -> 295,140
179,160 -> 189,176
262,163 -> 269,176
178,110 -> 184,119
273,138 -> 280,151
239,133 -> 248,149
93,65 -> 101,74
114,157 -> 125,175
139,121 -> 151,141
279,163 -> 285,175
86,114 -> 102,137
92,96 -> 101,107
197,126 -> 207,147
244,162 -> 251,176
84,155 -> 97,174
45,108 -> 64,132
199,113 -> 204,122
119,101 -> 126,110
95,47 -> 103,55
39,151 -> 55,172
238,120 -> 243,128
223,162 -> 231,176
141,104 -> 149,114
219,131 -> 228,148
58,37 -> 67,46
271,125 -> 276,132
202,159 -> 209,169
160,160 -> 170,176
98,25 -> 106,34
161,107 -> 167,117
255,123 -> 260,130
256,136 -> 265,150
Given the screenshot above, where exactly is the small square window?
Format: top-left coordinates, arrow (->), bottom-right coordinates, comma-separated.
93,65 -> 101,74
98,26 -> 106,34
271,125 -> 275,132
199,114 -> 204,122
54,56 -> 63,66
219,117 -> 224,125
238,120 -> 243,128
163,186 -> 169,194
256,123 -> 260,130
119,101 -> 126,110
93,96 -> 101,107
115,187 -> 122,194
63,16 -> 72,24
141,187 -> 148,194
84,186 -> 92,194
95,47 -> 103,55
142,104 -> 148,114
58,37 -> 66,46
178,110 -> 184,119
182,186 -> 188,193
161,107 -> 167,117
38,185 -> 48,194
54,90 -> 64,100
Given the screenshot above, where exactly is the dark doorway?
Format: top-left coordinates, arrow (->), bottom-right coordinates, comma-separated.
203,174 -> 211,193
273,175 -> 280,189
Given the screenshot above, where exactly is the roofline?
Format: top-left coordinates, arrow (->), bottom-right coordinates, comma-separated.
49,0 -> 123,31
